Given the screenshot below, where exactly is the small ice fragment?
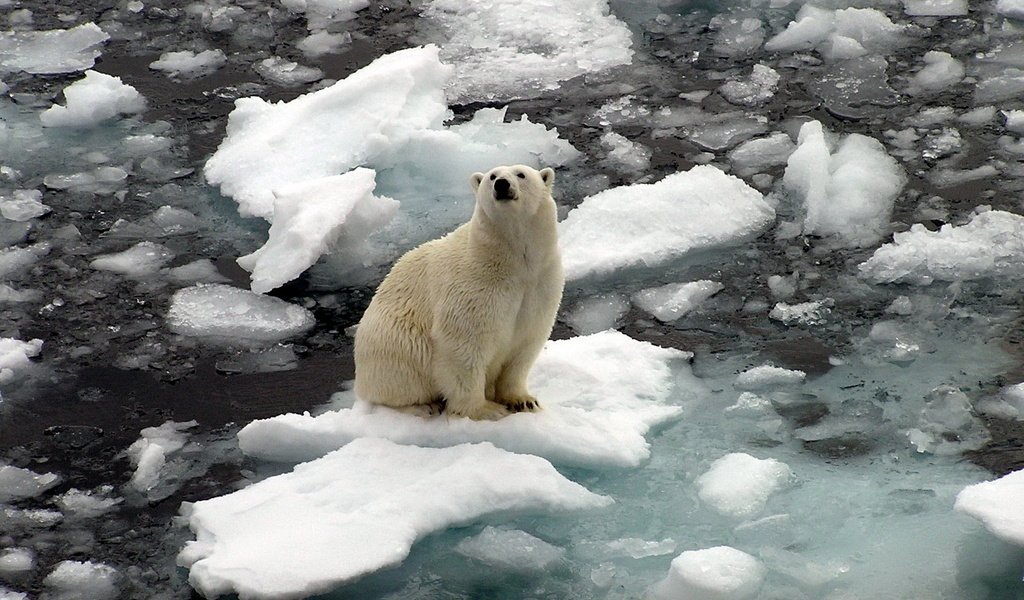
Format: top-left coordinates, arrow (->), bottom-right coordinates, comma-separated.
769,299 -> 832,326
566,294 -> 629,334
0,464 -> 58,502
55,487 -> 123,518
149,49 -> 226,78
165,259 -> 229,284
297,31 -> 351,58
600,131 -> 651,173
648,546 -> 766,600
632,281 -> 723,322
735,365 -> 806,391
42,561 -> 119,600
0,337 -> 43,383
903,0 -> 967,16
696,453 -> 793,519
167,283 -> 315,343
719,64 -> 780,107
606,537 -> 677,559
126,420 -> 197,493
90,241 -> 174,278
455,527 -> 564,571
0,189 -> 49,221
907,51 -> 964,95
40,70 -> 145,128
0,548 -> 33,574
254,56 -> 323,86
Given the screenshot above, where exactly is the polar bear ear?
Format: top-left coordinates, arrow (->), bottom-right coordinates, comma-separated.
470,172 -> 484,191
540,167 -> 555,190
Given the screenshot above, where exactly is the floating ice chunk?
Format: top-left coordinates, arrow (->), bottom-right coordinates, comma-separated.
648,546 -> 766,600
0,337 -> 43,384
1003,109 -> 1024,134
600,131 -> 651,173
253,56 -> 323,86
903,0 -> 967,15
632,280 -> 723,322
0,23 -> 109,74
766,272 -> 797,300
997,0 -> 1024,19
977,383 -> 1024,420
868,320 -> 921,365
0,244 -> 48,279
784,120 -> 905,247
0,284 -> 40,303
728,132 -> 795,176
107,206 -> 201,239
456,527 -> 565,571
764,5 -> 835,52
124,133 -> 173,156
42,561 -> 119,600
926,164 -> 998,188
55,487 -> 122,518
236,168 -> 399,293
149,49 -> 226,78
40,70 -> 145,128
566,294 -> 629,335
126,420 -> 197,494
280,0 -> 369,30
0,464 -> 58,503
710,13 -> 765,57
239,330 -> 696,468
297,31 -> 351,58
719,64 -> 780,107
769,299 -> 832,326
43,166 -> 128,195
735,365 -> 806,391
975,68 -> 1024,103
215,345 -> 298,374
167,284 -> 315,343
955,468 -> 1024,546
90,241 -> 174,278
859,210 -> 1024,285
688,114 -> 768,151
422,0 -> 633,103
178,438 -> 611,600
165,259 -> 229,285
0,189 -> 49,221
559,166 -> 774,281
0,548 -> 32,574
607,537 -> 677,559
766,6 -> 905,60
696,453 -> 792,519
959,106 -> 997,127
906,386 -> 988,455
907,51 -> 964,95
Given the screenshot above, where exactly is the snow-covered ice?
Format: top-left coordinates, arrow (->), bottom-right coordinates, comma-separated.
149,49 -> 226,78
0,337 -> 42,384
0,23 -> 109,75
695,453 -> 793,519
632,280 -> 723,322
719,64 -> 780,107
166,284 -> 315,343
0,464 -> 58,503
126,420 -> 197,495
734,365 -> 806,391
238,330 -> 697,468
955,468 -> 1024,547
906,51 -> 965,95
769,299 -> 833,326
455,526 -> 565,572
253,56 -> 323,87
559,166 -> 774,281
40,70 -> 146,128
859,209 -> 1024,285
42,560 -> 119,600
784,120 -> 905,247
728,132 -> 795,176
0,189 -> 49,222
765,6 -> 906,60
178,438 -> 611,600
648,546 -> 766,600
421,0 -> 633,103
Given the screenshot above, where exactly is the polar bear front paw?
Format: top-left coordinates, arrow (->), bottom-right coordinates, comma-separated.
449,400 -> 510,421
500,394 -> 541,413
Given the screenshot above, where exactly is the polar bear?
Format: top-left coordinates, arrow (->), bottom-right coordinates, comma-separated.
354,165 -> 563,420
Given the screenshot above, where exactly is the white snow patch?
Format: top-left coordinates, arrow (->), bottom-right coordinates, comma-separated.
0,23 -> 109,75
0,337 -> 42,384
178,437 -> 611,600
421,0 -> 633,103
236,168 -> 399,293
955,468 -> 1024,547
696,453 -> 793,519
90,241 -> 174,278
859,210 -> 1024,285
559,166 -> 774,281
149,49 -> 226,78
649,546 -> 766,600
40,70 -> 145,128
455,527 -> 565,571
167,284 -> 315,342
0,464 -> 58,503
784,120 -> 905,247
238,330 -> 697,468
735,365 -> 806,391
632,280 -> 723,322
42,561 -> 118,600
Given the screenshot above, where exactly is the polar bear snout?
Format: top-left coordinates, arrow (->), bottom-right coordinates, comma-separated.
493,177 -> 516,201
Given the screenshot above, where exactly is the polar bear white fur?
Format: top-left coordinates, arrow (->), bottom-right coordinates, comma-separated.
354,165 -> 563,420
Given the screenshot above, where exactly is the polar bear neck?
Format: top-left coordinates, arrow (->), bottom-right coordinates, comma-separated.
469,199 -> 559,272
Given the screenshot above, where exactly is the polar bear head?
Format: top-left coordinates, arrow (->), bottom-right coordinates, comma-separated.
470,165 -> 555,220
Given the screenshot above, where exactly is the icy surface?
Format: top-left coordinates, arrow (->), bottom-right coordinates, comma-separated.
166,284 -> 315,343
0,23 -> 109,75
734,365 -> 806,391
903,0 -> 968,16
455,526 -> 565,572
126,420 -> 197,495
421,0 -> 633,103
0,337 -> 42,383
907,51 -> 964,95
859,210 -> 1024,285
90,241 -> 174,278
728,132 -> 795,176
178,438 -> 611,600
784,120 -> 905,247
0,464 -> 58,503
765,6 -> 906,60
955,469 -> 1024,547
649,546 -> 766,600
55,488 -> 123,519
559,166 -> 774,280
769,299 -> 833,326
42,560 -> 119,600
149,49 -> 226,78
40,70 -> 146,128
0,189 -> 50,222
236,168 -> 399,293
239,330 -> 697,468
632,280 -> 723,322
695,453 -> 793,519
719,64 -> 780,107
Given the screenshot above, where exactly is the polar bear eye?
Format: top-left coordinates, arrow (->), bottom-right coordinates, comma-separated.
489,174 -> 496,181
516,172 -> 525,179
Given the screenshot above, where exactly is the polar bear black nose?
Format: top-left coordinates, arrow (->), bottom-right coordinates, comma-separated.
493,177 -> 514,201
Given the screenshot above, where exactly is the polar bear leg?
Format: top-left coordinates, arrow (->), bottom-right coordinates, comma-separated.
494,343 -> 544,412
432,353 -> 509,420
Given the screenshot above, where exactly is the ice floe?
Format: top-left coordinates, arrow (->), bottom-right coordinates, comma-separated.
906,51 -> 964,95
126,420 -> 197,496
632,280 -> 723,322
455,526 -> 564,572
559,166 -> 774,281
239,330 -> 697,468
178,437 -> 611,600
765,6 -> 906,61
0,464 -> 58,503
903,0 -> 968,16
695,453 -> 793,519
0,189 -> 49,222
0,23 -> 109,75
166,284 -> 315,343
734,365 -> 806,391
648,546 -> 766,600
955,468 -> 1024,547
42,560 -> 119,600
90,241 -> 174,278
421,0 -> 633,103
40,70 -> 146,128
149,49 -> 226,78
859,209 -> 1024,285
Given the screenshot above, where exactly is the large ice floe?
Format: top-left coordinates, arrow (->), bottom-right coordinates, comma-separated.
239,330 -> 699,467
859,209 -> 1024,285
558,166 -> 775,281
419,0 -> 633,103
0,23 -> 109,75
178,437 -> 611,600
783,120 -> 905,247
204,44 -> 578,291
955,469 -> 1024,547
